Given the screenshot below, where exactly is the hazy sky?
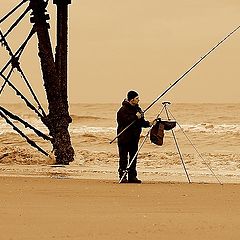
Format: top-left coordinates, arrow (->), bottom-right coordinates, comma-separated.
1,0 -> 240,104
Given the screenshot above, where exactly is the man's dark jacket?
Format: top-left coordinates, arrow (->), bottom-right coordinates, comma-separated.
117,100 -> 150,144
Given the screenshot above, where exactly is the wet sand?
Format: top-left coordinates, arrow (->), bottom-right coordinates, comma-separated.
1,176 -> 240,240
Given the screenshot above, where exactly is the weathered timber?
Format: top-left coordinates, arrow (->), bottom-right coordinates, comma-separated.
29,0 -> 74,164
54,0 -> 71,128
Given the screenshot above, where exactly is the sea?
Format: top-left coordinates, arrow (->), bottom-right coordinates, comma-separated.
0,102 -> 240,183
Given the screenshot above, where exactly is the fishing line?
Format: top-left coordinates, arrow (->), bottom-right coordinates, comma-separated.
110,25 -> 240,144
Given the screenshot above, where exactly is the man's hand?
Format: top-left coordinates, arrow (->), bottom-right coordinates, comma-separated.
136,112 -> 143,119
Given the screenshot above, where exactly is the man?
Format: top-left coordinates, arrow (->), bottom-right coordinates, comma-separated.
117,90 -> 153,183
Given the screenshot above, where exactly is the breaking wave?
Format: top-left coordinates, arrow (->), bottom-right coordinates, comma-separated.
1,119 -> 240,136
71,115 -> 106,122
179,123 -> 240,134
50,122 -> 240,135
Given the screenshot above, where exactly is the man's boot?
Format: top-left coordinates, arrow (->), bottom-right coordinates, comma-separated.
128,177 -> 142,183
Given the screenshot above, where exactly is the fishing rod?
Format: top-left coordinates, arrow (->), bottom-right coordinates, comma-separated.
110,24 -> 240,144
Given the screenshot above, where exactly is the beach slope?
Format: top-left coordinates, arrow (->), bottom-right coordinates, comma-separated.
1,177 -> 240,240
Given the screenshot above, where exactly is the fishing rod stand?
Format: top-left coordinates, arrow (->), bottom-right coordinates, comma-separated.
162,101 -> 191,183
161,102 -> 222,184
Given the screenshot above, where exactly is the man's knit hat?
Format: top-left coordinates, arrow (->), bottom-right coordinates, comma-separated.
127,90 -> 138,101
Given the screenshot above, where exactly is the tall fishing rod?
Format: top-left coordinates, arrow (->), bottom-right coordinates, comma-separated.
110,25 -> 240,144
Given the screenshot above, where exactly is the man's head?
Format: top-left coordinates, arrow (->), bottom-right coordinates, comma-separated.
127,90 -> 139,106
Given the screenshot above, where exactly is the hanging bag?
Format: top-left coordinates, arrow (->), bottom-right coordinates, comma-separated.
150,120 -> 165,146
150,119 -> 176,146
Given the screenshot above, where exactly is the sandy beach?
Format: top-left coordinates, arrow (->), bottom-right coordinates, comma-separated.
1,176 -> 240,240
1,0 -> 240,238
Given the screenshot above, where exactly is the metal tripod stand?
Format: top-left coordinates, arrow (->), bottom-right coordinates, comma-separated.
162,102 -> 222,185
162,101 -> 191,183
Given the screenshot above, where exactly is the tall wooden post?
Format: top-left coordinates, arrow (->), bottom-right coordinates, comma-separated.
53,0 -> 71,114
29,0 -> 74,164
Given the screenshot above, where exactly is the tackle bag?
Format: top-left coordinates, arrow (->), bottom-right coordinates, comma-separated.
150,119 -> 176,146
150,120 -> 164,146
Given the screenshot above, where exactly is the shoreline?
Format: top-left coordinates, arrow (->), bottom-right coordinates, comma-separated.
0,163 -> 240,184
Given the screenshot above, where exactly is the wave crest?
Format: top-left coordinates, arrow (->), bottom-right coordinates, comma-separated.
180,123 -> 240,134
71,115 -> 106,122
